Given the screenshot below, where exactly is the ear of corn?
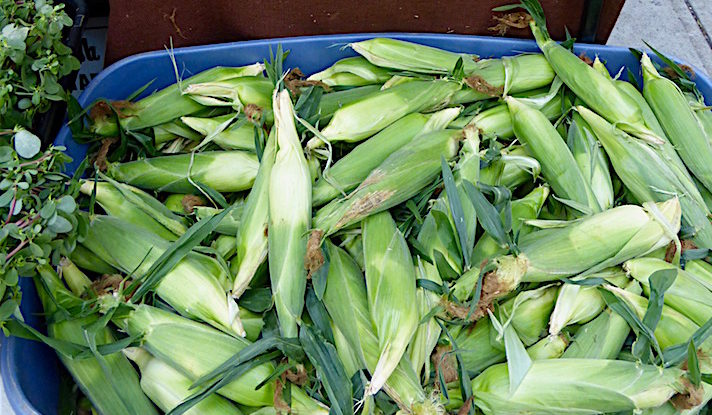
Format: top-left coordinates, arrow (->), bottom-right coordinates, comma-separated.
69,243 -> 116,274
607,285 -> 712,371
312,108 -> 459,206
527,15 -> 659,143
308,56 -> 391,86
685,259 -> 712,287
181,114 -> 257,151
479,146 -> 541,190
321,241 -> 434,412
314,129 -> 461,235
268,89 -> 312,338
407,259 -> 443,383
117,304 -> 327,413
577,105 -> 712,249
625,257 -> 712,326
452,186 -> 549,301
471,358 -> 687,415
567,111 -> 614,210
35,266 -> 159,415
362,211 -> 419,397
562,280 -> 641,359
123,347 -> 243,415
107,151 -> 259,193
311,79 -> 460,148
316,84 -> 382,124
194,204 -> 244,235
80,179 -> 187,240
477,198 -> 680,315
91,64 -> 264,136
449,54 -> 555,105
507,96 -> 601,214
184,76 -> 272,113
458,87 -> 565,135
548,284 -> 605,335
350,37 -> 481,74
154,119 -> 203,146
500,285 -> 558,346
83,215 -> 245,336
641,53 -> 712,193
641,383 -> 712,415
525,334 -> 568,360
232,130 -> 276,298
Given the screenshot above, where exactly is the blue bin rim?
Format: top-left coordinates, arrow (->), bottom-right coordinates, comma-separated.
3,32 -> 712,415
69,32 -> 712,109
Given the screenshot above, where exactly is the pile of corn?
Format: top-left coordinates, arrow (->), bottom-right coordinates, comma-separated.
38,1 -> 712,414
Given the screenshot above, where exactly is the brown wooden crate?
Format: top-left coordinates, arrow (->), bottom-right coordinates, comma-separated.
106,0 -> 624,64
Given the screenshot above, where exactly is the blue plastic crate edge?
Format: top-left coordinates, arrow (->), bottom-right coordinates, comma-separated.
5,32 -> 712,415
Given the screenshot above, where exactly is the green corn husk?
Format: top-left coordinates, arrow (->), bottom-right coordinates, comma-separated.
471,358 -> 688,415
312,107 -> 460,206
452,186 -> 549,301
410,127 -> 480,277
478,145 -> 541,190
194,204 -> 244,235
36,266 -> 158,415
80,179 -> 188,240
475,198 -> 680,314
350,38 -> 481,74
562,280 -> 641,359
232,130 -> 276,298
641,53 -> 712,193
526,334 -> 568,360
577,105 -> 712,249
183,76 -> 272,113
641,382 -> 712,415
123,348 -> 243,415
164,193 -> 188,213
625,257 -> 712,326
310,79 -> 460,148
181,114 -> 257,151
607,285 -> 712,372
340,233 -> 364,270
450,54 -> 556,104
567,111 -> 614,210
314,129 -> 461,235
548,284 -> 605,335
508,95 -> 600,213
331,324 -> 361,378
268,90 -> 312,338
239,308 -> 264,342
407,259 -> 443,383
451,86 -> 565,134
685,259 -> 712,287
524,5 -> 659,143
501,285 -> 558,346
316,85 -> 382,124
69,243 -> 116,274
83,215 -> 245,336
58,258 -> 92,297
154,119 -> 203,146
116,304 -> 327,413
91,64 -> 264,136
456,285 -> 558,373
107,151 -> 259,193
212,235 -> 237,258
615,78 -> 698,198
321,241 -> 440,413
308,56 -> 391,86
362,211 -> 419,397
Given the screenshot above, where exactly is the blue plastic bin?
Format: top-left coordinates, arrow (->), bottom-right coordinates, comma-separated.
4,33 -> 712,414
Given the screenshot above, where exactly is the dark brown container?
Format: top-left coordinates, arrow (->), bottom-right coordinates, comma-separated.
105,0 -> 624,64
